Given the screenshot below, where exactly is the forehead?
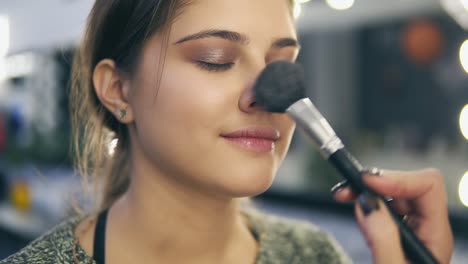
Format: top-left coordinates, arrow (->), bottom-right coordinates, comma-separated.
170,0 -> 296,42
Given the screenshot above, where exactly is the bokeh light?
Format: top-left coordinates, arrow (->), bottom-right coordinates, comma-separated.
460,0 -> 468,10
294,0 -> 312,19
459,171 -> 468,207
459,39 -> 468,74
460,104 -> 468,140
294,3 -> 302,19
326,0 -> 355,10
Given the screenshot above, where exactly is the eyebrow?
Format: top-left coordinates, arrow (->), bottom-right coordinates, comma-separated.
174,29 -> 300,49
175,29 -> 249,45
273,38 -> 301,50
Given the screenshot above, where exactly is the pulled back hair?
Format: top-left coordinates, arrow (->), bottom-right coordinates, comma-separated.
70,0 -> 193,212
70,0 -> 297,213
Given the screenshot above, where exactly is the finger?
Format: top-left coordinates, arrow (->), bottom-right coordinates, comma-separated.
333,169 -> 439,216
388,199 -> 412,216
331,181 -> 357,202
363,168 -> 448,218
333,186 -> 411,216
355,192 -> 406,264
332,169 -> 384,202
363,169 -> 453,263
333,187 -> 357,202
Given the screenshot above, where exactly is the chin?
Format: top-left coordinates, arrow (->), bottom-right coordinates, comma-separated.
218,166 -> 277,198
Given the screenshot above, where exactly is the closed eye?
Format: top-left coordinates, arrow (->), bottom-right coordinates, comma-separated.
195,61 -> 235,72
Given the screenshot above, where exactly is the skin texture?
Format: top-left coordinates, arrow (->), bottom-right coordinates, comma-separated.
80,0 -> 299,263
76,0 -> 454,263
334,169 -> 454,264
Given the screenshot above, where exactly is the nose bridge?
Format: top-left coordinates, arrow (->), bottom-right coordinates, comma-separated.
238,61 -> 267,113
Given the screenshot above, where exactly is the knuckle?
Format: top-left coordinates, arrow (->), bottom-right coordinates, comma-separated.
424,168 -> 444,184
421,168 -> 446,198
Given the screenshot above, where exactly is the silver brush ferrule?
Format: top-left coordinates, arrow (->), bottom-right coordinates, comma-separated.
286,98 -> 344,158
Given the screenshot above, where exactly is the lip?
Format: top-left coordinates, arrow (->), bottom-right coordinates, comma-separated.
220,127 -> 280,153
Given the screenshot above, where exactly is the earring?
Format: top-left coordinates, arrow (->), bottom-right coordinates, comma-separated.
119,108 -> 127,120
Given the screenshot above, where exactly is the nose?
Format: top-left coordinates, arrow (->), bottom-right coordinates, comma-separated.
238,67 -> 265,113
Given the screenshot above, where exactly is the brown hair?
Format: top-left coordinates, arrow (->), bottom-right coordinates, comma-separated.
70,0 -> 193,213
70,0 -> 297,213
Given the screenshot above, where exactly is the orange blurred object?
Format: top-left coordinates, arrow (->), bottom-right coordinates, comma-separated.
10,181 -> 31,212
402,19 -> 444,65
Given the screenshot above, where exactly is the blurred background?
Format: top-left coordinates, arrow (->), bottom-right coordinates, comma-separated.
0,0 -> 467,263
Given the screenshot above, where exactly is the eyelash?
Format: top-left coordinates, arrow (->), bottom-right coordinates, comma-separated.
195,61 -> 234,72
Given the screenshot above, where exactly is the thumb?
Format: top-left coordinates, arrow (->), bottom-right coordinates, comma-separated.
356,192 -> 406,264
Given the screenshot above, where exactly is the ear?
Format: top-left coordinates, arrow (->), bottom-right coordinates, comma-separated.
93,59 -> 134,124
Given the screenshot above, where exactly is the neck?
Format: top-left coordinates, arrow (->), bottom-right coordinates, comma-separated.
107,157 -> 257,263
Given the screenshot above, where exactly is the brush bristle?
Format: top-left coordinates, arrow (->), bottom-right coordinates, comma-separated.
254,61 -> 306,113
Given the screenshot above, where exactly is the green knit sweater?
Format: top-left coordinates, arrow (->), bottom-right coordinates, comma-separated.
0,210 -> 352,263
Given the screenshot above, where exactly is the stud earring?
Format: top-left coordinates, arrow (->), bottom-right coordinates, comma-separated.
119,108 -> 127,120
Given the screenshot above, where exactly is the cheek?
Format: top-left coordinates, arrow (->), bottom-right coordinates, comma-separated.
128,55 -> 296,196
132,59 -> 239,154
155,63 -> 236,132
276,116 -> 296,155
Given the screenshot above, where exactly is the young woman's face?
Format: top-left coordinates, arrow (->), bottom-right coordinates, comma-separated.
129,0 -> 299,197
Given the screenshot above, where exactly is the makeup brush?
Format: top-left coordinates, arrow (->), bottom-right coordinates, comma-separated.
254,61 -> 439,264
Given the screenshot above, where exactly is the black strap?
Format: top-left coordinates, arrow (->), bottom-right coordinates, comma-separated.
93,209 -> 108,264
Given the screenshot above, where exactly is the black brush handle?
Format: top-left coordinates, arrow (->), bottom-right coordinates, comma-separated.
328,148 -> 439,264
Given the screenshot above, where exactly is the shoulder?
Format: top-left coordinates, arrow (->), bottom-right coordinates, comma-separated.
245,209 -> 352,264
0,217 -> 82,264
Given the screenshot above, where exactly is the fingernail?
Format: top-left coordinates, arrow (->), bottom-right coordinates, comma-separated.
362,167 -> 383,177
330,180 -> 349,195
358,192 -> 380,216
